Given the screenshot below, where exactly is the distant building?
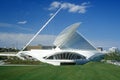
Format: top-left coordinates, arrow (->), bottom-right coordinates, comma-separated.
25,46 -> 42,50
42,46 -> 56,49
109,47 -> 119,52
97,47 -> 103,51
25,45 -> 55,50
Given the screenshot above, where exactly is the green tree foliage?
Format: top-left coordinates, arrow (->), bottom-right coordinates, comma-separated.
0,47 -> 19,52
104,51 -> 120,61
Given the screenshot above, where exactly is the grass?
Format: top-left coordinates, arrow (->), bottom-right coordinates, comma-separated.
0,62 -> 120,80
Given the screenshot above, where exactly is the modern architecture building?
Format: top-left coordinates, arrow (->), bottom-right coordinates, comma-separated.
17,22 -> 103,65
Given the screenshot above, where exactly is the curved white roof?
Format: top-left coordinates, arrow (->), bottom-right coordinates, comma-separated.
17,23 -> 103,65
54,22 -> 96,50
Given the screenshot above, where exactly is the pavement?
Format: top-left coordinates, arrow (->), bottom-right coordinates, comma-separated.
0,52 -> 17,56
0,61 -> 5,65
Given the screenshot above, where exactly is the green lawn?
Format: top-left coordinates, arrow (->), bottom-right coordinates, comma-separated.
0,62 -> 120,80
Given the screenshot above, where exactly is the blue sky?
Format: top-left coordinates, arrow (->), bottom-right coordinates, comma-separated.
0,0 -> 120,49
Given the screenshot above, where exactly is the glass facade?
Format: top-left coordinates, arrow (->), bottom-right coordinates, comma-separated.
54,23 -> 96,50
60,32 -> 96,50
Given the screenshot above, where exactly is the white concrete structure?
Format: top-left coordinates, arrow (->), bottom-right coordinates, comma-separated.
109,47 -> 119,52
17,23 -> 103,65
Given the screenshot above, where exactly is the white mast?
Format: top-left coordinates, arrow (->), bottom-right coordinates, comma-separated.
21,7 -> 62,51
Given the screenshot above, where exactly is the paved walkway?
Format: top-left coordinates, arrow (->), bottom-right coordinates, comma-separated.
106,60 -> 120,66
0,52 -> 17,56
0,61 -> 5,65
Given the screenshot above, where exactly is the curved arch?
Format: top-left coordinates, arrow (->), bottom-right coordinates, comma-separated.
46,52 -> 86,60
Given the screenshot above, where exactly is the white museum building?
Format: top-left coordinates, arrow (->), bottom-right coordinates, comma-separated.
17,23 -> 103,65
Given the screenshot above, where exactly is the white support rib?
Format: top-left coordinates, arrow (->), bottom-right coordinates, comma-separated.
21,7 -> 62,51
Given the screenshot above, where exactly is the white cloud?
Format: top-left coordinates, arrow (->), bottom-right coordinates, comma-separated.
49,1 -> 61,10
48,1 -> 90,14
0,22 -> 33,31
0,33 -> 119,50
81,2 -> 90,6
0,33 -> 56,49
17,21 -> 27,24
49,13 -> 54,16
0,23 -> 13,27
